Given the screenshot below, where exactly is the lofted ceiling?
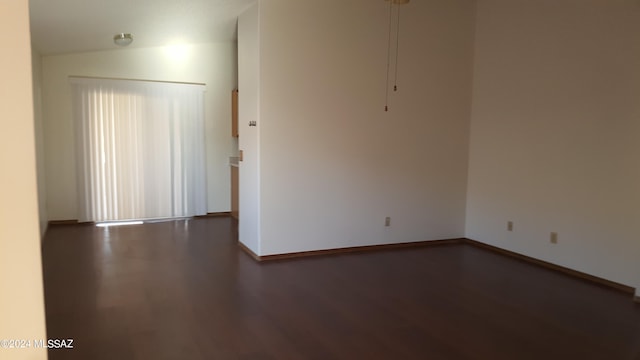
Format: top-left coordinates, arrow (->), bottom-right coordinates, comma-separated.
29,0 -> 256,55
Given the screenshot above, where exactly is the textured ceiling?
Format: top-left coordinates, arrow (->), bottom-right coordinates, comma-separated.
29,0 -> 256,55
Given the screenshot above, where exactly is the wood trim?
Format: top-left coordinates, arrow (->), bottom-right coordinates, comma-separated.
464,238 -> 635,295
243,239 -> 464,262
48,220 -> 79,225
195,212 -> 232,218
231,89 -> 239,138
248,235 -> 638,298
238,241 -> 261,262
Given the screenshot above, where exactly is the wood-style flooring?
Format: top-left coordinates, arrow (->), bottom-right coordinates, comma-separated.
42,217 -> 640,359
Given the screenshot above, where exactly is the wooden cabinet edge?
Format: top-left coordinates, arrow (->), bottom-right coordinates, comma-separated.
232,89 -> 239,138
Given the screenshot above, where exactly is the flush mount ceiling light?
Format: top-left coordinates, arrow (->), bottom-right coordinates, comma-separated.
113,33 -> 133,46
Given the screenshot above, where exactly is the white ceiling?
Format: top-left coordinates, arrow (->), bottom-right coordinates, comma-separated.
29,0 -> 256,55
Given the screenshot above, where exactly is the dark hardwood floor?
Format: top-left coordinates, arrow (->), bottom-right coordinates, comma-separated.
42,217 -> 640,359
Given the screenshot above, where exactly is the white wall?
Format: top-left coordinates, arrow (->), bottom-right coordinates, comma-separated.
42,43 -> 237,220
467,0 -> 640,292
238,3 -> 261,255
0,1 -> 48,358
32,49 -> 48,237
254,0 -> 475,255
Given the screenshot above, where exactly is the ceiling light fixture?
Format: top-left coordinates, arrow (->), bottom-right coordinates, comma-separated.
113,33 -> 133,47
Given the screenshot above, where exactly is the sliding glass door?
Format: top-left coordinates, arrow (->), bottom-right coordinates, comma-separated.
71,77 -> 207,222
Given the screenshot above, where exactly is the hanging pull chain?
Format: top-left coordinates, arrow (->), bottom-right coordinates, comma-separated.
393,5 -> 401,92
384,0 -> 393,112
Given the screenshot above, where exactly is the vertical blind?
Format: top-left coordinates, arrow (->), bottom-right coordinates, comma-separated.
71,77 -> 207,222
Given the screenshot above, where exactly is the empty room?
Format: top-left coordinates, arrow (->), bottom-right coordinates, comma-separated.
1,0 -> 639,359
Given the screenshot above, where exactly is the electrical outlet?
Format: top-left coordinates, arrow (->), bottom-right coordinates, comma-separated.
385,217 -> 391,227
507,221 -> 513,231
550,232 -> 558,244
